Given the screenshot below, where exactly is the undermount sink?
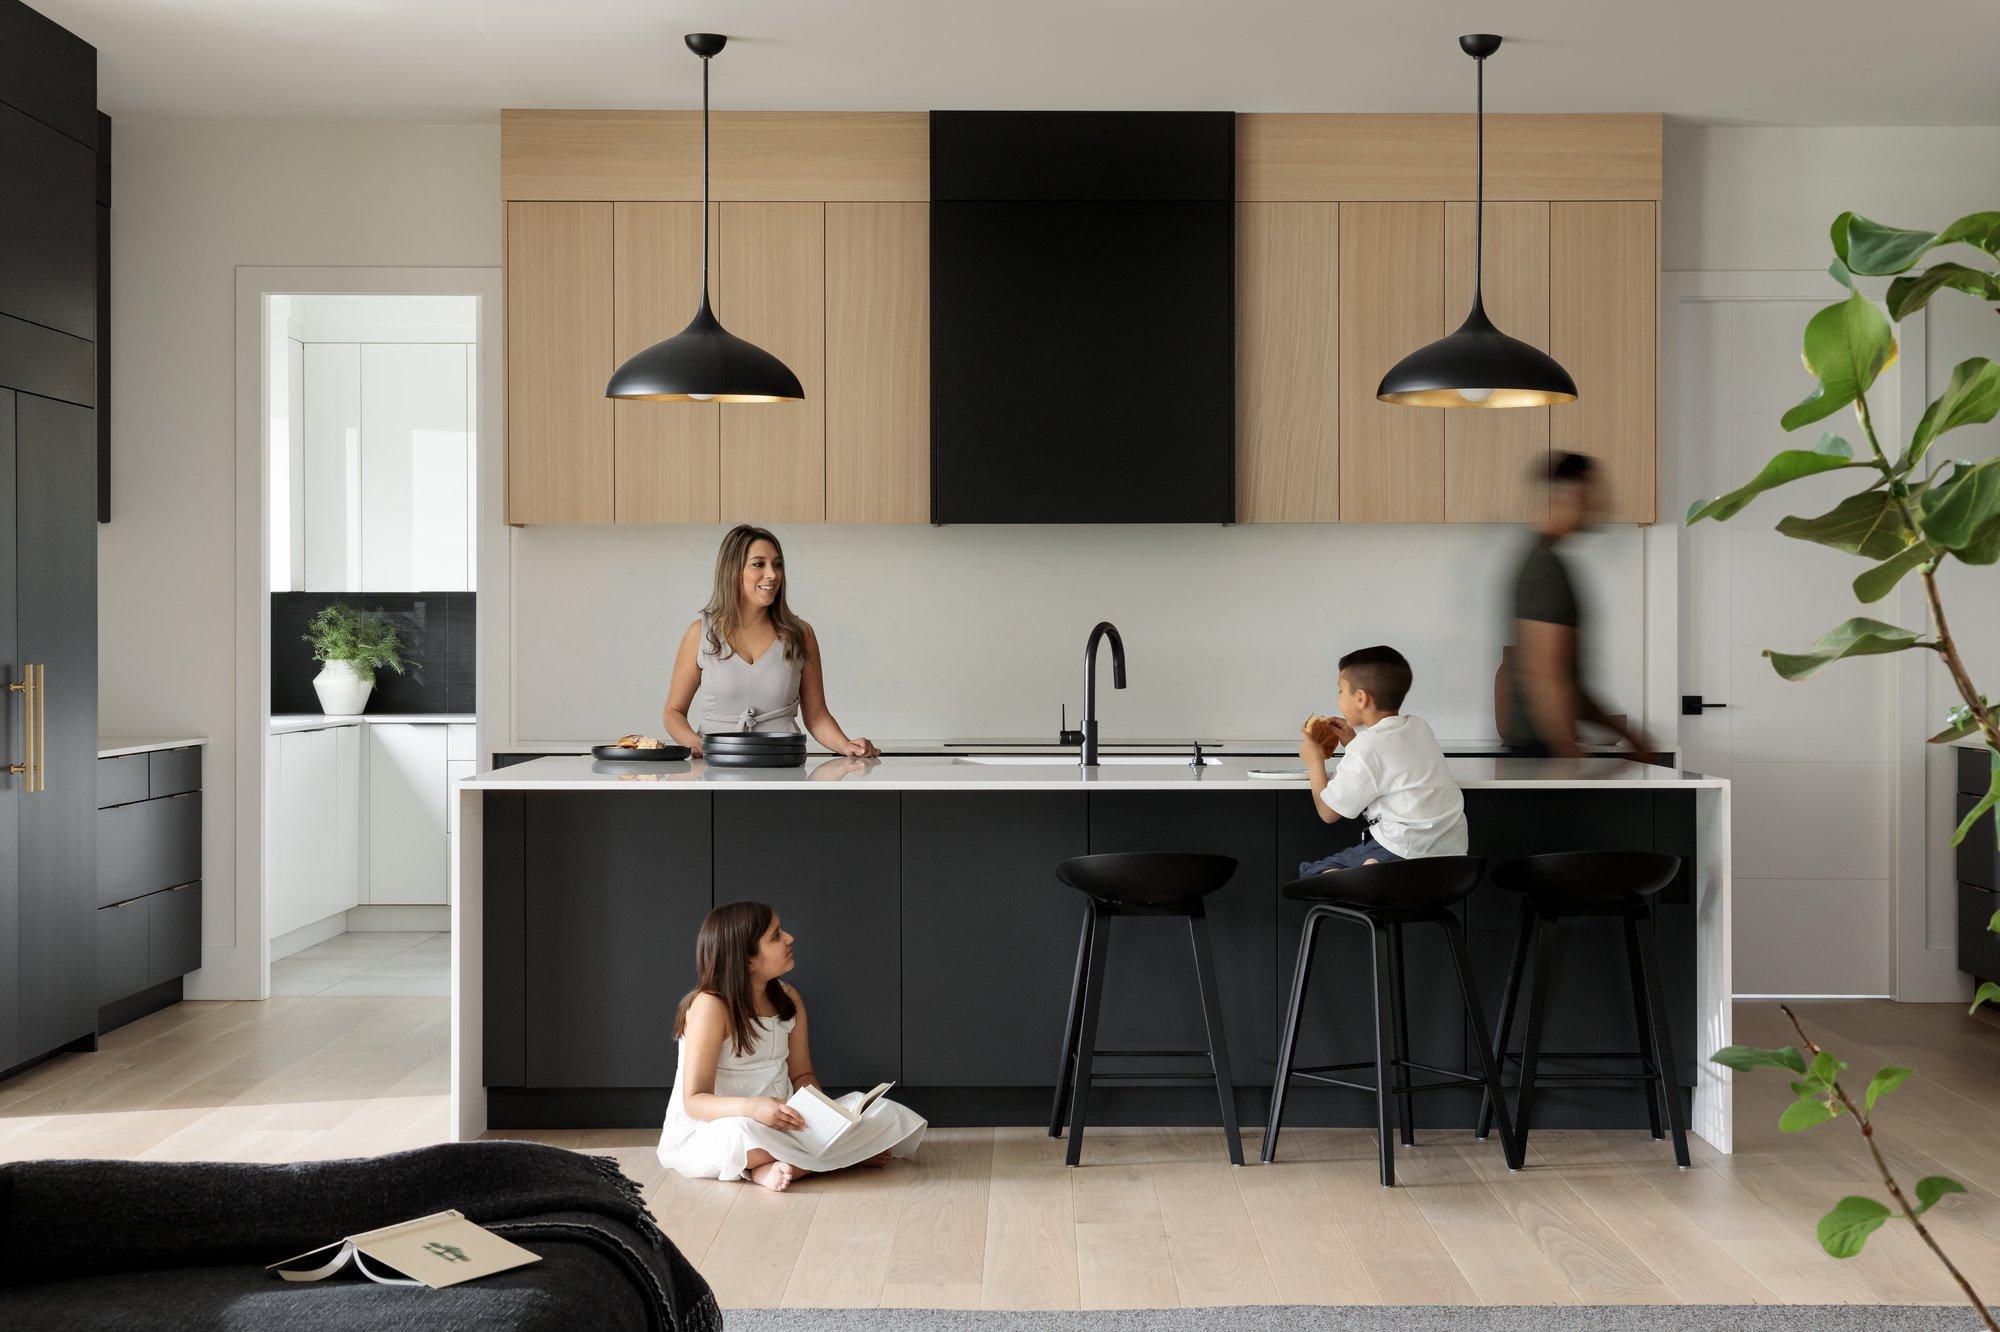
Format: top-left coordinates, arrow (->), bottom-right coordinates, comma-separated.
953,755 -> 1220,767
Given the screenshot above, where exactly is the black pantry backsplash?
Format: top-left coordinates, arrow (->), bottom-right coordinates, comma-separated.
272,592 -> 475,716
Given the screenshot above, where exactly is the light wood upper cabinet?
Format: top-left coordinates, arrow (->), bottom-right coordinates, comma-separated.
718,202 -> 826,524
1338,202 -> 1444,523
612,203 -> 720,523
506,202 -> 614,523
1551,201 -> 1657,524
825,203 -> 929,524
1444,201 -> 1551,523
1236,202 -> 1338,524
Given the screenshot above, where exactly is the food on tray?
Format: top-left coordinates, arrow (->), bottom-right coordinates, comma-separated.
634,736 -> 665,750
611,733 -> 667,750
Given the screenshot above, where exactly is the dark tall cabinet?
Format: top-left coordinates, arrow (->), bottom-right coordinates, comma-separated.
0,0 -> 102,1078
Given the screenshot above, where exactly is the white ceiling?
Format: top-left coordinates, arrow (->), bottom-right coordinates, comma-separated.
37,0 -> 2000,126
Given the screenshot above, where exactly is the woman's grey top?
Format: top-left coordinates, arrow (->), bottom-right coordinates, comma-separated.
694,617 -> 803,735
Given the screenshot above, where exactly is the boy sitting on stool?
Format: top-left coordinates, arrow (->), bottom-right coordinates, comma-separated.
1297,645 -> 1467,875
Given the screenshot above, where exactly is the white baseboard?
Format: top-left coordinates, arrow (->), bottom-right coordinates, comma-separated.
346,904 -> 450,933
1734,993 -> 1895,1001
272,913 -> 348,960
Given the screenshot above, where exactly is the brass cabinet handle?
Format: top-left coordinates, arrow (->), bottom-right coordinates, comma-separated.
33,663 -> 45,793
7,664 -> 36,792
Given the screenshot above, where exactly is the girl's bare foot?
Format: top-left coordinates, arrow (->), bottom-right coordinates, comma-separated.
859,1150 -> 892,1168
749,1160 -> 803,1192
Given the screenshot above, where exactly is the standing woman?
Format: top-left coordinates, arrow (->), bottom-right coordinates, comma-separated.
663,524 -> 879,759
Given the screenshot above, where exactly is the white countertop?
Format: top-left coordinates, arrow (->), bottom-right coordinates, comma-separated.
463,753 -> 1723,793
271,714 -> 473,734
492,736 -> 1647,758
99,736 -> 206,759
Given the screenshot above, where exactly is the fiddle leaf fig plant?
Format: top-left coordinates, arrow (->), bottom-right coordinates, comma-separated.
1689,211 -> 2000,1332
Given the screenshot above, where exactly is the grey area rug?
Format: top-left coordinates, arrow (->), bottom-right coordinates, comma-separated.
722,1308 -> 1997,1332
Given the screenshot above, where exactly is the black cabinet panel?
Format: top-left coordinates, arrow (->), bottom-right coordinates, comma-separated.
715,793 -> 902,1089
145,883 -> 200,989
1961,883 -> 2000,983
902,791 -> 1087,1085
931,111 -> 1234,201
0,391 -> 15,1070
1088,791 -> 1278,1083
96,752 -> 146,807
931,199 -> 1233,523
483,792 -> 526,1086
0,311 -> 93,407
523,791 -> 711,1088
0,1 -> 97,147
96,792 -> 198,907
1962,746 -> 1994,798
16,392 -> 96,1058
1960,792 -> 1997,891
148,746 -> 201,799
0,102 -> 96,343
96,898 -> 144,1007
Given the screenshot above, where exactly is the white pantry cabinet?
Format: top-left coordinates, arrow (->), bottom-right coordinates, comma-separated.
266,721 -> 363,937
366,722 -> 474,905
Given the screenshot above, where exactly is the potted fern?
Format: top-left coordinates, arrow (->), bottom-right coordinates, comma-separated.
303,604 -> 408,716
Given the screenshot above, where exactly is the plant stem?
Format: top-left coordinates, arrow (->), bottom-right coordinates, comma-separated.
1853,389 -> 2000,754
1782,1004 -> 2000,1330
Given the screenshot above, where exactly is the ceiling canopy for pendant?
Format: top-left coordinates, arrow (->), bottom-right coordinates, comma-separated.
606,33 -> 804,404
1376,34 -> 1577,410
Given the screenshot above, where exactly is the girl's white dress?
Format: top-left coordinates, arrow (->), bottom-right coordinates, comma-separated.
656,1013 -> 927,1181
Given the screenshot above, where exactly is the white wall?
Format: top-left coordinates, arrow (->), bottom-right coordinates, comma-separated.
507,522 -> 1658,744
99,120 -> 499,997
1665,125 -> 2000,999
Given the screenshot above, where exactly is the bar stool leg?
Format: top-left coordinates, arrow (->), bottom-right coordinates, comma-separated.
1621,909 -> 1665,1141
1189,907 -> 1244,1166
1634,903 -> 1692,1168
1064,903 -> 1112,1167
1440,909 -> 1522,1171
1264,908 -> 1324,1164
1369,921 -> 1398,1187
1048,903 -> 1095,1138
1478,894 -> 1535,1141
1513,910 -> 1557,1167
1385,922 -> 1416,1147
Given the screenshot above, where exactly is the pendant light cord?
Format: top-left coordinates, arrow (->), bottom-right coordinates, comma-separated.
1473,50 -> 1484,306
700,52 -> 712,307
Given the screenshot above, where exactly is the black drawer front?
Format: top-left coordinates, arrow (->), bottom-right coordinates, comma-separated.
96,898 -> 147,1007
1960,883 -> 2000,983
149,746 -> 201,799
146,883 -> 201,988
1962,746 -> 1995,798
1961,793 -> 1998,892
96,792 -> 202,907
96,753 -> 147,808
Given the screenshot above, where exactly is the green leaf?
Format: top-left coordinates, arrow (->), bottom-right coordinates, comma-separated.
1951,752 -> 2000,847
1936,212 -> 2000,254
1852,542 -> 1931,603
1839,211 -> 2000,274
1908,360 -> 2000,469
1807,1050 -> 1845,1086
1971,981 -> 2000,1015
1779,490 -> 1914,559
1913,1175 -> 1967,1215
1780,1098 -> 1837,1132
1712,1044 -> 1808,1074
1928,701 -> 1990,744
1920,457 -> 2000,550
1766,618 -> 1930,682
1886,262 -> 2000,321
1781,294 -> 1898,432
1828,257 -> 1856,290
1865,1066 -> 1911,1113
1818,1196 -> 1892,1258
1958,514 -> 2000,566
1686,435 -> 1863,525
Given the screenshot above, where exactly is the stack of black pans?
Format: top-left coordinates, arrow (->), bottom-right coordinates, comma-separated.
703,731 -> 808,768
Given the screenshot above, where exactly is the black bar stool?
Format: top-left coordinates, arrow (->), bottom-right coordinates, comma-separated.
1476,851 -> 1689,1169
1048,852 -> 1243,1167
1265,856 -> 1520,1186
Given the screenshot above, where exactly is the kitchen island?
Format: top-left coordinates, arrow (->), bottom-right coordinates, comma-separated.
451,755 -> 1731,1149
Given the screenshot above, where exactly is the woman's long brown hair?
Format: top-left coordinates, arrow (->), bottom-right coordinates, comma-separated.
673,900 -> 797,1057
701,524 -> 810,666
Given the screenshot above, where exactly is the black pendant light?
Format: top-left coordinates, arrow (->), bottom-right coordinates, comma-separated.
1376,34 -> 1576,409
606,33 -> 804,404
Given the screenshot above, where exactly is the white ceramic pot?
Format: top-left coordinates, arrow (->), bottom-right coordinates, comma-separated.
312,659 -> 373,716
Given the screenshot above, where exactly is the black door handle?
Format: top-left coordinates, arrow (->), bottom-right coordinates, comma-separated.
1681,695 -> 1728,716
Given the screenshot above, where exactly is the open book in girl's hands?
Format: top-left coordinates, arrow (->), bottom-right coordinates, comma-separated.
785,1082 -> 895,1156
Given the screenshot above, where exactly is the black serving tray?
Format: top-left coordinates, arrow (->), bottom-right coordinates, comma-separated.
591,743 -> 693,762
702,750 -> 807,768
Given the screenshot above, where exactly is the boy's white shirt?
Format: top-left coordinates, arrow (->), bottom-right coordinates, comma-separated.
1320,714 -> 1468,859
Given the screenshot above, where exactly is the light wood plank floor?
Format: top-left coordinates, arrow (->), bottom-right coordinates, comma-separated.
8,997 -> 2000,1309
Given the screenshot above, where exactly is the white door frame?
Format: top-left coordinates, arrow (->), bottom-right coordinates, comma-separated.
1665,269 -> 1948,1002
220,266 -> 502,1001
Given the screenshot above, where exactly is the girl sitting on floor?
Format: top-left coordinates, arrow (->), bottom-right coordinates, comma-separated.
657,901 -> 926,1191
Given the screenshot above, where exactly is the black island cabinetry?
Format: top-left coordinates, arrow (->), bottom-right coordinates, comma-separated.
484,785 -> 1696,1132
